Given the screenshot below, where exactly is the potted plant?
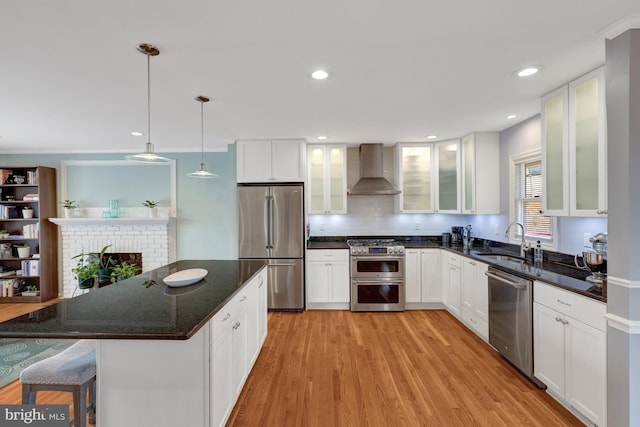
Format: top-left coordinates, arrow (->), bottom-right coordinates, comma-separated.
93,244 -> 115,286
21,285 -> 39,297
15,244 -> 30,258
110,261 -> 141,283
61,200 -> 77,218
0,230 -> 8,239
142,200 -> 158,218
71,250 -> 99,289
22,206 -> 33,219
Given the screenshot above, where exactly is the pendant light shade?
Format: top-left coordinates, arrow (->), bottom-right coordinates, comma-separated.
187,96 -> 218,178
126,43 -> 171,163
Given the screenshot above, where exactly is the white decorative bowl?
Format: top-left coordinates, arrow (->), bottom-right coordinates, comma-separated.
163,268 -> 208,288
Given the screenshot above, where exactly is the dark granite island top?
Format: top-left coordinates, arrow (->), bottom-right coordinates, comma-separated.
0,259 -> 267,340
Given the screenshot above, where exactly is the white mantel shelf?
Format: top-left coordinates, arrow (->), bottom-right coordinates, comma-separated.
49,217 -> 174,226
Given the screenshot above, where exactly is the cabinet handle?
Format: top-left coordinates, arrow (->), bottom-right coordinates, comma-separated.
222,313 -> 231,321
469,261 -> 476,265
233,321 -> 241,330
597,209 -> 608,215
555,316 -> 563,323
258,277 -> 264,288
556,299 -> 572,307
240,296 -> 247,302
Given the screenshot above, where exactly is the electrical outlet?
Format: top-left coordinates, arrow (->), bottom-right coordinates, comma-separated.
583,232 -> 592,247
319,223 -> 325,232
415,223 -> 420,230
495,224 -> 500,235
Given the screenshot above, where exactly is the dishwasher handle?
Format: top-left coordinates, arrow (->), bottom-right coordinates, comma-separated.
485,271 -> 528,290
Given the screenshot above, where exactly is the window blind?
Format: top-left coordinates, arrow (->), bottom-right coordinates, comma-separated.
514,159 -> 552,239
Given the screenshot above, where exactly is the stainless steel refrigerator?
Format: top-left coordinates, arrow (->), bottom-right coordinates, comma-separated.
238,183 -> 304,311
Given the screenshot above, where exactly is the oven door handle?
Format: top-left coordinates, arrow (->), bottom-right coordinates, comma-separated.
351,256 -> 404,261
352,279 -> 404,284
484,271 -> 528,290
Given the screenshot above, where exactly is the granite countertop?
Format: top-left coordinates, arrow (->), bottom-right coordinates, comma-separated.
307,236 -> 606,302
0,259 -> 267,340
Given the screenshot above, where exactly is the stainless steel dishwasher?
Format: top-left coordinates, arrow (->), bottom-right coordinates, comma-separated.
486,267 -> 544,388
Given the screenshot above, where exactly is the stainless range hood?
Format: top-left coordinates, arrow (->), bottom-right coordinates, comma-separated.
348,143 -> 401,195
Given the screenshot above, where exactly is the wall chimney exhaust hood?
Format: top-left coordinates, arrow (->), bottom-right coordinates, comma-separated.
348,143 -> 401,195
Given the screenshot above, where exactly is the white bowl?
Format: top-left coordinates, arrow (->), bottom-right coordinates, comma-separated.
163,268 -> 208,288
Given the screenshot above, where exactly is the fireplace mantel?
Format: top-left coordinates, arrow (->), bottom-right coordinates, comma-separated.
50,217 -> 174,226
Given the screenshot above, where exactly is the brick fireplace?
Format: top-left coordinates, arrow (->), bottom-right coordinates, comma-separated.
50,218 -> 176,298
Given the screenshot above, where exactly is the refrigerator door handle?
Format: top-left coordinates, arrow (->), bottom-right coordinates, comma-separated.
267,194 -> 274,249
264,194 -> 271,250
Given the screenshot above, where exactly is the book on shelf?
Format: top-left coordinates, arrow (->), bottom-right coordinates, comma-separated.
0,205 -> 17,219
0,278 -> 17,297
22,223 -> 39,238
21,260 -> 39,276
22,194 -> 39,201
0,270 -> 16,277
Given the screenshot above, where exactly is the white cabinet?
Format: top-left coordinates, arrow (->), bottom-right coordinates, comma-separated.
460,258 -> 489,339
308,145 -> 347,214
533,281 -> 606,427
306,249 -> 350,309
405,249 -> 442,307
461,132 -> 500,214
441,252 -> 461,316
236,139 -> 306,183
434,139 -> 461,213
394,143 -> 434,213
210,268 -> 267,427
542,67 -> 607,217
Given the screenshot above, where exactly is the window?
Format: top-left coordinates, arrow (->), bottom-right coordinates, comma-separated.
510,150 -> 555,246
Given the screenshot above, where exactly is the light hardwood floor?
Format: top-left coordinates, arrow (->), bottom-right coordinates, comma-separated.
1,303 -> 582,426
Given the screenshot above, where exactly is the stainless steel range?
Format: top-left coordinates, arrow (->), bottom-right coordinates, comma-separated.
347,239 -> 405,311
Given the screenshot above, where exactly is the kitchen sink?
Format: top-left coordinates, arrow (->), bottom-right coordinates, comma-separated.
475,253 -> 526,262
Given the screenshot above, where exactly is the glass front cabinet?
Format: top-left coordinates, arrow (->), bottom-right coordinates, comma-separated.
434,139 -> 461,213
395,144 -> 434,213
307,145 -> 347,214
542,67 -> 607,217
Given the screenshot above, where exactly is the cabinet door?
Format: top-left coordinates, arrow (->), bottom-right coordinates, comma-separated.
232,307 -> 249,398
533,302 -> 565,397
474,262 -> 489,322
237,140 -> 273,182
308,146 -> 327,213
541,87 -> 570,216
397,144 -> 434,212
461,258 -> 476,311
329,261 -> 350,302
435,140 -> 461,213
211,326 -> 233,427
441,256 -> 450,306
405,249 -> 421,303
420,249 -> 441,303
326,146 -> 347,213
257,269 -> 268,346
271,140 -> 305,181
447,265 -> 461,317
461,134 -> 476,214
569,67 -> 607,217
306,261 -> 330,303
565,317 -> 607,426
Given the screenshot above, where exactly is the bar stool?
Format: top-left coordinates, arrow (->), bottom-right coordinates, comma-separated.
20,339 -> 97,427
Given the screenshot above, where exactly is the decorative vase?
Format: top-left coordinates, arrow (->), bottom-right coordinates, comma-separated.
17,247 -> 30,258
64,208 -> 73,218
78,277 -> 95,290
149,207 -> 158,218
23,209 -> 33,219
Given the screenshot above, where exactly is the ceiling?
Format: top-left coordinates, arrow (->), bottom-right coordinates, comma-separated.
0,1 -> 637,154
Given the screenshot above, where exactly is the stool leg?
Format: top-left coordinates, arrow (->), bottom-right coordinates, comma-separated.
88,379 -> 96,424
73,385 -> 86,427
21,384 -> 36,404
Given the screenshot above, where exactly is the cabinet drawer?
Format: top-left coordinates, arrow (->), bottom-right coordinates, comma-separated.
211,298 -> 240,343
534,281 -> 606,331
445,252 -> 461,268
461,306 -> 488,340
306,249 -> 349,262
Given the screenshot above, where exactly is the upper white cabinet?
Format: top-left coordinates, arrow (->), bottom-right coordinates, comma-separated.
434,139 -> 461,213
308,145 -> 347,214
461,132 -> 500,214
395,144 -> 434,213
542,67 -> 607,217
236,139 -> 306,183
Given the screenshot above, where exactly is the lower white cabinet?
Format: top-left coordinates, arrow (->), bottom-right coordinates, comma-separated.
211,267 -> 268,427
306,249 -> 350,309
533,281 -> 606,427
441,252 -> 461,317
460,258 -> 489,340
405,249 -> 441,307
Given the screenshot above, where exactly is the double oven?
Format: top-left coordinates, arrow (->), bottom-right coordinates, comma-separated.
348,239 -> 405,311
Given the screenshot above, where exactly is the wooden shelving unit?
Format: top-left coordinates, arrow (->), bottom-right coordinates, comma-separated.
0,166 -> 58,302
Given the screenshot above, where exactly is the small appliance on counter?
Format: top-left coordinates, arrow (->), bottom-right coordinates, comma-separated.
575,232 -> 607,285
451,226 -> 463,244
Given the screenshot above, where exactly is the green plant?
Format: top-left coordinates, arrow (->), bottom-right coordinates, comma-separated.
142,200 -> 158,208
110,262 -> 141,283
71,250 -> 100,283
22,206 -> 32,210
61,200 -> 77,209
0,230 -> 8,234
25,285 -> 38,292
92,245 -> 115,270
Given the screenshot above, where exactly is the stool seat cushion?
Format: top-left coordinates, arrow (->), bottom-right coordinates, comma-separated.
20,339 -> 96,386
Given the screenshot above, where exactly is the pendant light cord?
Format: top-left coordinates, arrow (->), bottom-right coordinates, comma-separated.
147,52 -> 152,145
200,100 -> 204,164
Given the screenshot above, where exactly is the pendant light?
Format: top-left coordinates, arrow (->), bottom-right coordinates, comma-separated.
187,96 -> 218,178
126,43 -> 171,163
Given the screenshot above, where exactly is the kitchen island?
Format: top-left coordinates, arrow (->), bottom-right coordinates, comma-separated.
0,259 -> 268,427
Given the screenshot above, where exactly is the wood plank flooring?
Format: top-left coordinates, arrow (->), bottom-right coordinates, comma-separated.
229,310 -> 582,427
0,303 -> 582,426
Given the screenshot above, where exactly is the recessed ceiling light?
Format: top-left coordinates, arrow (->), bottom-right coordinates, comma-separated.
131,132 -> 144,136
317,136 -> 328,140
426,135 -> 438,139
507,114 -> 517,119
515,66 -> 540,77
311,70 -> 329,80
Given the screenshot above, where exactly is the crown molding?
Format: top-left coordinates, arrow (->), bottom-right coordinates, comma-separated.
601,13 -> 640,40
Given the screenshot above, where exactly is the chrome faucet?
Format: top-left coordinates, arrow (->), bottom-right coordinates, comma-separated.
505,221 -> 528,258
